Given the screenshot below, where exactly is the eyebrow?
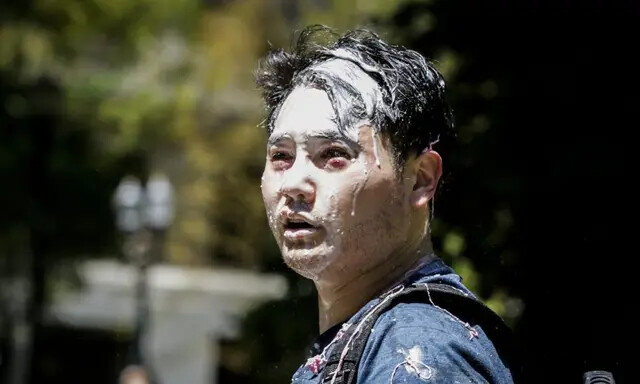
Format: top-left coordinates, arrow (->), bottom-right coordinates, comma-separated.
268,130 -> 361,150
267,133 -> 290,146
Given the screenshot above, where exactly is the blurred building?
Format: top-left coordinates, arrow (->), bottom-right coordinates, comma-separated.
44,260 -> 286,384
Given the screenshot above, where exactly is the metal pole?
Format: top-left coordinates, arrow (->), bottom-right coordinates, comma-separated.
134,257 -> 149,367
121,229 -> 153,384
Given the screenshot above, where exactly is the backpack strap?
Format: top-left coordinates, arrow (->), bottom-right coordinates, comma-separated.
320,283 -> 522,383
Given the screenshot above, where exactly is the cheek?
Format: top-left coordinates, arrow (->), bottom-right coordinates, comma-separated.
342,182 -> 407,250
261,173 -> 283,237
261,171 -> 280,210
356,169 -> 401,208
317,173 -> 357,207
318,169 -> 399,225
361,176 -> 403,207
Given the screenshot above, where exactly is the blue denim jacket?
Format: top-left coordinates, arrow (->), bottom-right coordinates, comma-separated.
291,258 -> 514,383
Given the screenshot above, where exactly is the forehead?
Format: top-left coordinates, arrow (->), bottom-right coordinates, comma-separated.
270,86 -> 357,141
270,57 -> 384,142
271,87 -> 336,137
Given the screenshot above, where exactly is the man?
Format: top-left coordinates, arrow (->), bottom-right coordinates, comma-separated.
256,26 -> 515,383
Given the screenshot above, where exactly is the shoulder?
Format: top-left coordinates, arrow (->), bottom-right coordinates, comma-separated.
357,301 -> 514,384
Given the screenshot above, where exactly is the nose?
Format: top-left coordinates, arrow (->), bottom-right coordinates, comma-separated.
279,158 -> 315,204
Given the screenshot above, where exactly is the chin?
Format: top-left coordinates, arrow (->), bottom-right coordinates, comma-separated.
281,243 -> 337,281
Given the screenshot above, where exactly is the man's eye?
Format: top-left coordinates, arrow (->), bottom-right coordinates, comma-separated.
271,152 -> 292,161
270,151 -> 293,169
319,148 -> 352,169
321,148 -> 351,160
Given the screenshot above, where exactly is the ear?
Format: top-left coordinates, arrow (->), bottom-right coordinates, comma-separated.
410,150 -> 443,209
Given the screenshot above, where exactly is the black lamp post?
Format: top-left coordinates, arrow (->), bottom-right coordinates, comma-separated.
113,174 -> 174,383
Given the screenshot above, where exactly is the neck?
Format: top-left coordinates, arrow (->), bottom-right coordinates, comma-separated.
314,236 -> 435,333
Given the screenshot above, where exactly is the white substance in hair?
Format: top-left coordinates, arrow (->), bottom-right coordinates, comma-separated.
308,57 -> 385,126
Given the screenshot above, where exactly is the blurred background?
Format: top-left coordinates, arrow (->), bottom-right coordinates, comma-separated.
0,0 -> 635,383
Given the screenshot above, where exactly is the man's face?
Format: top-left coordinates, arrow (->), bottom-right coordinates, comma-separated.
261,86 -> 415,282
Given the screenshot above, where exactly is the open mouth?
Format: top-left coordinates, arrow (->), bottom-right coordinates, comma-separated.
284,220 -> 316,230
282,217 -> 322,242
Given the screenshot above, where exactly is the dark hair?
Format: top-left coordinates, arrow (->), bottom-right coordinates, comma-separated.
255,25 -> 454,167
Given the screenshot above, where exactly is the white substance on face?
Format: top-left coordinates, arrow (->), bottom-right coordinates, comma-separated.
350,169 -> 369,216
264,86 -> 404,284
371,128 -> 381,168
329,194 -> 338,222
350,185 -> 359,216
